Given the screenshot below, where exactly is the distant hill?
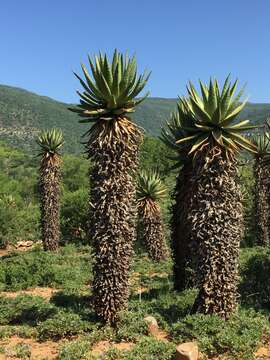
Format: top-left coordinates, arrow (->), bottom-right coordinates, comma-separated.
0,84 -> 269,153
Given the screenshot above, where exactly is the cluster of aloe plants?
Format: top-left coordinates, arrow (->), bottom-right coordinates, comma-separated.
36,49 -> 270,325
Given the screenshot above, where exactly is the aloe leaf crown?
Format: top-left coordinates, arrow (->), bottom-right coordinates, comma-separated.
164,76 -> 257,157
37,128 -> 64,156
137,170 -> 166,202
70,49 -> 150,122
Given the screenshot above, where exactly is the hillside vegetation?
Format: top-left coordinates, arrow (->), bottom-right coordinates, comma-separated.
0,136 -> 267,359
0,84 -> 270,153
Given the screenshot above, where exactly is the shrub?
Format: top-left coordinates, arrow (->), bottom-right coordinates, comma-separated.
0,295 -> 56,325
240,247 -> 270,308
58,329 -> 113,360
60,189 -> 89,244
115,311 -> 148,342
104,337 -> 175,360
0,247 -> 92,291
0,325 -> 37,339
58,339 -> 92,360
13,343 -> 31,359
171,309 -> 270,359
37,311 -> 93,340
0,195 -> 39,248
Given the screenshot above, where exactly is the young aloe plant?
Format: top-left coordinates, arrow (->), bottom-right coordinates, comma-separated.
37,129 -> 64,251
70,50 -> 150,324
137,170 -> 168,261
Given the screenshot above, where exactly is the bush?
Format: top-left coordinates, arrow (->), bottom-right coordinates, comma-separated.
0,295 -> 57,325
0,195 -> 39,248
240,247 -> 270,308
0,246 -> 92,291
171,309 -> 270,359
115,311 -> 148,342
61,189 -> 89,243
58,339 -> 92,360
37,311 -> 93,340
13,342 -> 31,359
0,325 -> 36,339
104,337 -> 175,360
59,329 -> 113,360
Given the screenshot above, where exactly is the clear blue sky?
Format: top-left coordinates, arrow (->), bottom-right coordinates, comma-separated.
1,0 -> 270,103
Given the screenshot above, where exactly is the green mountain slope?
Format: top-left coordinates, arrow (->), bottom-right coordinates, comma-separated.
0,84 -> 269,153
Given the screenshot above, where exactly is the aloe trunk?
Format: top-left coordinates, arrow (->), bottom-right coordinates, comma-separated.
254,156 -> 270,246
171,163 -> 196,290
89,119 -> 142,324
138,200 -> 167,262
191,148 -> 244,319
39,160 -> 61,251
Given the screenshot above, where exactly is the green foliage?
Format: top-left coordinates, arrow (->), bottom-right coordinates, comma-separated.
13,342 -> 31,359
70,50 -> 150,123
115,312 -> 149,342
36,128 -> 64,155
0,325 -> 36,339
0,142 -> 39,248
0,246 -> 268,358
137,170 -> 166,202
163,76 -> 257,157
0,295 -> 56,325
0,85 -> 83,153
104,337 -> 175,360
61,189 -> 89,243
37,311 -> 93,340
251,132 -> 270,156
0,197 -> 39,249
58,338 -> 93,360
240,246 -> 270,308
58,330 -> 113,360
60,154 -> 89,243
171,309 -> 270,359
139,137 -> 174,176
0,246 -> 92,291
0,142 -> 91,248
0,84 -> 269,152
61,154 -> 89,192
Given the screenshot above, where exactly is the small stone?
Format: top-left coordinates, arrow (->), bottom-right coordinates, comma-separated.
144,316 -> 159,336
175,342 -> 199,360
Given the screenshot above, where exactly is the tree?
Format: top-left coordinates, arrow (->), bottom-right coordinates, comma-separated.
37,129 -> 63,251
251,132 -> 270,245
70,50 -> 150,324
136,170 -> 168,261
174,77 -> 256,319
161,103 -> 197,290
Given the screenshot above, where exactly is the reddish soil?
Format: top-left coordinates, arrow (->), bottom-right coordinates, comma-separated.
0,336 -> 59,359
0,287 -> 57,300
254,346 -> 270,359
0,249 -> 10,257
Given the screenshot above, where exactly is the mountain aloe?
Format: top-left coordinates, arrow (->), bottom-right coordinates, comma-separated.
137,170 -> 168,261
174,76 -> 256,319
252,131 -> 270,245
161,101 -> 197,290
37,129 -> 63,251
70,50 -> 150,324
